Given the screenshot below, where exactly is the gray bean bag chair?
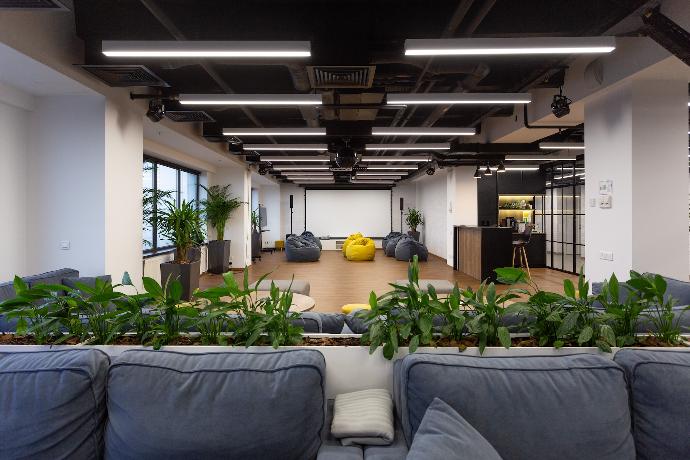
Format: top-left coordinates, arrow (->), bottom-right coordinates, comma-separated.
382,232 -> 402,252
395,237 -> 429,262
285,236 -> 321,262
385,234 -> 407,257
300,231 -> 322,250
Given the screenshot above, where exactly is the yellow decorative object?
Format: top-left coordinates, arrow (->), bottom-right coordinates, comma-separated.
346,237 -> 376,261
341,303 -> 371,314
342,232 -> 363,256
275,240 -> 285,251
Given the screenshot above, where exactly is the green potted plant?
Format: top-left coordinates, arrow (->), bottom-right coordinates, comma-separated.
200,184 -> 242,274
405,208 -> 424,241
158,199 -> 205,300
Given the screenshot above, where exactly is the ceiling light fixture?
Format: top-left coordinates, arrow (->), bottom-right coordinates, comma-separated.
258,155 -> 330,162
371,127 -> 475,136
243,144 -> 328,151
145,99 -> 165,123
366,165 -> 419,170
222,128 -> 326,136
102,40 -> 311,58
404,37 -> 615,56
365,143 -> 449,151
351,180 -> 395,184
497,162 -> 506,173
286,177 -> 335,181
357,175 -> 402,180
361,155 -> 431,162
484,164 -> 492,176
280,171 -> 333,176
505,167 -> 540,171
180,94 -> 322,106
387,93 -> 532,105
272,165 -> 331,171
505,157 -> 576,161
473,167 -> 482,179
539,142 -> 585,150
358,172 -> 408,176
551,87 -> 572,118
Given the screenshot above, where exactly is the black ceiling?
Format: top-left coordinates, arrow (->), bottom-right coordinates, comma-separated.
72,0 -> 646,176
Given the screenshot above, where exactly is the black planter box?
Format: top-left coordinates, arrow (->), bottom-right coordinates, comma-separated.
208,240 -> 231,274
160,260 -> 200,301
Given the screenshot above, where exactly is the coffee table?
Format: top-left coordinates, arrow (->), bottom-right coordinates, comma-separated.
220,291 -> 315,313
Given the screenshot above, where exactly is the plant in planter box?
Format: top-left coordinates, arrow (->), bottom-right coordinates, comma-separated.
595,273 -> 645,346
141,276 -> 199,349
112,272 -> 156,341
404,208 -> 424,241
64,278 -> 128,345
200,184 -> 242,274
0,277 -> 71,344
158,199 -> 205,300
461,282 -> 522,353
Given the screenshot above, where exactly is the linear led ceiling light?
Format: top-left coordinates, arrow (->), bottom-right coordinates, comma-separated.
361,155 -> 431,162
287,177 -> 335,181
505,157 -> 577,161
539,142 -> 585,150
505,167 -> 540,171
358,172 -> 408,176
357,175 -> 402,180
364,143 -> 449,151
102,40 -> 311,58
280,172 -> 333,176
387,93 -> 531,105
181,94 -> 322,106
223,128 -> 326,136
404,37 -> 615,56
371,127 -> 475,136
272,165 -> 331,171
366,165 -> 419,170
245,143 -> 328,150
258,155 -> 330,162
351,180 -> 395,184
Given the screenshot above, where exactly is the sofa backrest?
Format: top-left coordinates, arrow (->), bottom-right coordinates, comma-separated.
0,268 -> 79,302
394,353 -> 635,460
105,349 -> 326,460
0,349 -> 110,459
614,349 -> 690,459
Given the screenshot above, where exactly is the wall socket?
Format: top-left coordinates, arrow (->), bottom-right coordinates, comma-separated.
599,250 -> 614,261
59,240 -> 70,250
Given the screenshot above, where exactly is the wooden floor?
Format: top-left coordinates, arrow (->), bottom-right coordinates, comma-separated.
200,250 -> 578,313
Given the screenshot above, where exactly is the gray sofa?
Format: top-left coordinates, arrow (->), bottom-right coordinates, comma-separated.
286,235 -> 321,262
1,348 -> 688,459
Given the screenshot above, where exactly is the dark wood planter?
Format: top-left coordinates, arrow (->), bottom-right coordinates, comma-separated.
208,240 -> 231,274
160,260 -> 200,301
408,230 -> 420,241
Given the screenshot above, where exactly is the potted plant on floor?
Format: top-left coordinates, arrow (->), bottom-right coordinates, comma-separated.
159,199 -> 205,300
200,184 -> 242,274
405,208 -> 424,241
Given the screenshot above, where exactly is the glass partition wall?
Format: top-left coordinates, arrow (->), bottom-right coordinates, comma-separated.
535,162 -> 585,274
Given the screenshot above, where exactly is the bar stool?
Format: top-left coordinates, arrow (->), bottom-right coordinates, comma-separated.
512,225 -> 533,277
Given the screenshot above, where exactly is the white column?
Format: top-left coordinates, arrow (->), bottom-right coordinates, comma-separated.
209,165 -> 252,268
446,167 -> 478,265
584,79 -> 688,281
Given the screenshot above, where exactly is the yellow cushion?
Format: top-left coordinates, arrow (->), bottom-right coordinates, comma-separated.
342,232 -> 364,256
275,240 -> 285,250
346,237 -> 376,261
341,303 -> 371,314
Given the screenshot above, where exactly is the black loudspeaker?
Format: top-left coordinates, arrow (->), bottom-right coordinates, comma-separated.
400,197 -> 404,211
289,195 -> 294,209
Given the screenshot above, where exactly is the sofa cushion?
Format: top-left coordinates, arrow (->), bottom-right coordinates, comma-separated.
251,279 -> 311,295
106,349 -> 326,460
317,445 -> 364,460
25,268 -> 79,289
395,353 -> 634,460
614,349 -> 690,459
0,349 -> 109,459
407,398 -> 501,460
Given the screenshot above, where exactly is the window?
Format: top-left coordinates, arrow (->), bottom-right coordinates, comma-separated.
143,157 -> 201,253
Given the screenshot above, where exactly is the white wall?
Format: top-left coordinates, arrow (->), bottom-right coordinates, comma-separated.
585,78 -> 689,281
258,185 -> 281,247
280,184 -> 305,237
0,100 -> 29,279
415,171 -> 448,259
392,183 -> 417,234
26,95 -> 108,277
446,167 -> 478,264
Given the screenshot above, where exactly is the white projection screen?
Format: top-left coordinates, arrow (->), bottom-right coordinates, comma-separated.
305,189 -> 391,237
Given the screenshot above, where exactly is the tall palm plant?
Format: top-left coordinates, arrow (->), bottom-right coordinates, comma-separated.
200,185 -> 242,241
158,200 -> 204,263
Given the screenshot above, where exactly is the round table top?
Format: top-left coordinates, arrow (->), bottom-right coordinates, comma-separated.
221,291 -> 315,313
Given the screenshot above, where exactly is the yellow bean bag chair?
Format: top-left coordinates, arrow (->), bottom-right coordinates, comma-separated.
342,233 -> 363,256
341,303 -> 371,314
346,237 -> 376,261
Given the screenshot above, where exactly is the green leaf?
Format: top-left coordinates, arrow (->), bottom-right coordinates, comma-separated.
563,279 -> 576,299
497,326 -> 511,349
168,280 -> 183,302
409,335 -> 420,353
494,267 -> 528,285
578,325 -> 593,345
369,291 -> 378,309
600,324 -> 616,346
557,311 -> 579,337
142,277 -> 164,298
553,340 -> 564,349
418,316 -> 433,335
383,341 -> 394,360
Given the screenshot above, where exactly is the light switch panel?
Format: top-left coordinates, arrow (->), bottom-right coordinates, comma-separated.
598,195 -> 612,208
59,240 -> 70,250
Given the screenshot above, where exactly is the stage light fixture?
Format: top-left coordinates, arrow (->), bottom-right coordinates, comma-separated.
146,99 -> 165,122
551,87 -> 572,118
473,167 -> 482,179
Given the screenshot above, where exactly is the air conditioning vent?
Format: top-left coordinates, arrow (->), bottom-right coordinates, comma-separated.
308,66 -> 375,89
165,111 -> 215,123
77,65 -> 169,87
0,0 -> 67,9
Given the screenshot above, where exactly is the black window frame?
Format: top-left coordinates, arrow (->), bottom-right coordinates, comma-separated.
143,155 -> 201,255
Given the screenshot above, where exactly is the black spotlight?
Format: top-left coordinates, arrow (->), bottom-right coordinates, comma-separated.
228,142 -> 244,154
497,162 -> 506,173
335,145 -> 358,169
258,165 -> 268,175
473,167 -> 482,179
551,87 -> 572,118
426,166 -> 435,175
484,164 -> 492,176
146,99 -> 165,122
